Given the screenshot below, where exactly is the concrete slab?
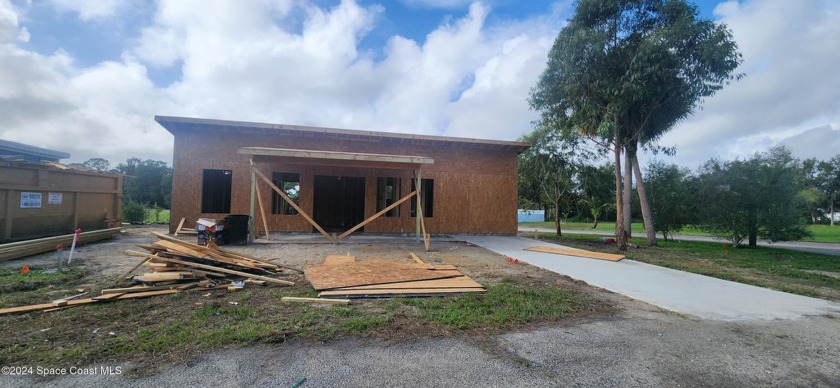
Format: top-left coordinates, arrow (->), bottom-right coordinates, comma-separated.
455,235 -> 840,321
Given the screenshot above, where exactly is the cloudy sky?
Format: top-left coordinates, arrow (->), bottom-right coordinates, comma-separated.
1,0 -> 838,169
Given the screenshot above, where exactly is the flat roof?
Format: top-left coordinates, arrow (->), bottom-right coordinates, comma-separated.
238,147 -> 434,165
155,115 -> 531,153
0,139 -> 70,160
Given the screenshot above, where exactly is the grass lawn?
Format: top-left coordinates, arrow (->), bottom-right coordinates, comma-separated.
807,224 -> 840,243
520,221 -> 839,242
143,209 -> 170,224
533,232 -> 840,301
0,271 -> 582,371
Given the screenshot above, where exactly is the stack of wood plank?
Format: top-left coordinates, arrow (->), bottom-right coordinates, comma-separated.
126,232 -> 295,287
305,254 -> 485,299
0,227 -> 122,262
0,232 -> 296,316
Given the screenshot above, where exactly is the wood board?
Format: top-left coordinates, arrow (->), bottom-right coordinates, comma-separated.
333,276 -> 482,290
525,246 -> 625,262
323,255 -> 356,265
319,287 -> 486,298
0,289 -> 180,315
303,259 -> 460,291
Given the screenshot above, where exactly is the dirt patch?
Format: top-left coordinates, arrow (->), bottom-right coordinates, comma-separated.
0,227 -> 618,374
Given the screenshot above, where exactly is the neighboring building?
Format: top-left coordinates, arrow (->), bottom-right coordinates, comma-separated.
0,139 -> 70,163
517,209 -> 545,223
156,116 -> 530,236
0,141 -> 122,242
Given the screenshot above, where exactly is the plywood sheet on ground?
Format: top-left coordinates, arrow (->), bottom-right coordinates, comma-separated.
304,259 -> 460,290
323,255 -> 356,265
319,287 -> 486,299
333,276 -> 482,290
525,246 -> 624,261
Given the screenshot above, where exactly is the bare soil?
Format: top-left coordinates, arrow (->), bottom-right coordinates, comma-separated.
0,226 -> 618,372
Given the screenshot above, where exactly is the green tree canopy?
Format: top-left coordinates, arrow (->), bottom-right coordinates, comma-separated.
697,147 -> 811,246
529,0 -> 742,249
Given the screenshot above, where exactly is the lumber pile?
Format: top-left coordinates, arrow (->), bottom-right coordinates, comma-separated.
126,232 -> 295,286
0,233 -> 296,316
305,254 -> 485,299
0,228 -> 122,262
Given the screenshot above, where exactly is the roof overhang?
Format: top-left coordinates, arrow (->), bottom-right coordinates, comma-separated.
237,147 -> 434,165
156,115 -> 531,154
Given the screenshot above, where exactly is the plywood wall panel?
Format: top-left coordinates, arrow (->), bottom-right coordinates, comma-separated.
168,129 -> 522,234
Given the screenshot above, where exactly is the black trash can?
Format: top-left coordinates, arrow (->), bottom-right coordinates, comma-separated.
223,214 -> 251,245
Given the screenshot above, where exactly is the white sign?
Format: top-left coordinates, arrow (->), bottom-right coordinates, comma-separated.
48,192 -> 63,205
20,192 -> 43,208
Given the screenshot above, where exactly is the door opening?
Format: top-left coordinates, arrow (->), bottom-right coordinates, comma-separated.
313,175 -> 365,233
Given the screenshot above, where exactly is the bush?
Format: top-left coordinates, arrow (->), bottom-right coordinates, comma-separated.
123,201 -> 146,224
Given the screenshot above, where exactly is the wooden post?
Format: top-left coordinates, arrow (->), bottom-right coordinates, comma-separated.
252,166 -> 334,241
415,170 -> 421,242
249,158 -> 257,243
255,180 -> 270,240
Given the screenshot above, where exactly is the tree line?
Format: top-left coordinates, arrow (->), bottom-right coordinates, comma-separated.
519,146 -> 840,247
70,157 -> 172,222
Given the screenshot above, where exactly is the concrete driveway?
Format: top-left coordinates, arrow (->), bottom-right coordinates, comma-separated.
456,235 -> 840,321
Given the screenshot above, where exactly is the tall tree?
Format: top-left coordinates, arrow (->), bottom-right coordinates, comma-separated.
817,155 -> 840,226
530,0 -> 742,249
519,126 -> 591,236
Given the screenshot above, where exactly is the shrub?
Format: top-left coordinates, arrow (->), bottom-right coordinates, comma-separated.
123,201 -> 146,224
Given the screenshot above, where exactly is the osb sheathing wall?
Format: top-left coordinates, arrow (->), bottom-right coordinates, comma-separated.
169,130 -> 520,234
0,163 -> 123,242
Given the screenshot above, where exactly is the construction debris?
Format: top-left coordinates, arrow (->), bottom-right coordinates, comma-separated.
281,296 -> 351,305
304,255 -> 485,299
0,232 -> 296,316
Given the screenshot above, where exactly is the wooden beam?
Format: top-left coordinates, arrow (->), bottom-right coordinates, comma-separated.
238,147 -> 434,165
0,289 -> 180,315
255,180 -> 271,240
408,252 -> 424,264
119,256 -> 151,280
174,217 -> 186,236
415,186 -> 430,252
155,257 -> 294,286
249,158 -> 257,243
281,296 -> 350,305
337,190 -> 417,240
252,166 -> 333,241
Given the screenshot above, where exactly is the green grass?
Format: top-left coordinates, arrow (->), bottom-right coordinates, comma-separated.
521,221 -> 839,242
404,279 -> 574,329
0,278 -> 579,368
143,209 -> 170,224
807,224 -> 840,243
534,233 -> 840,300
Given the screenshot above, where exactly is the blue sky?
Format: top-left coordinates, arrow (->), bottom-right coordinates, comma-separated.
1,0 -> 839,168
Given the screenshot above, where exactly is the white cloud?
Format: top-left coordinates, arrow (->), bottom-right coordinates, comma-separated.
48,0 -> 123,21
400,0 -> 475,9
657,0 -> 840,167
0,0 -> 22,42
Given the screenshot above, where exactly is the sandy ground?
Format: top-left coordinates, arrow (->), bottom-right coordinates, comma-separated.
2,226 -> 839,387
